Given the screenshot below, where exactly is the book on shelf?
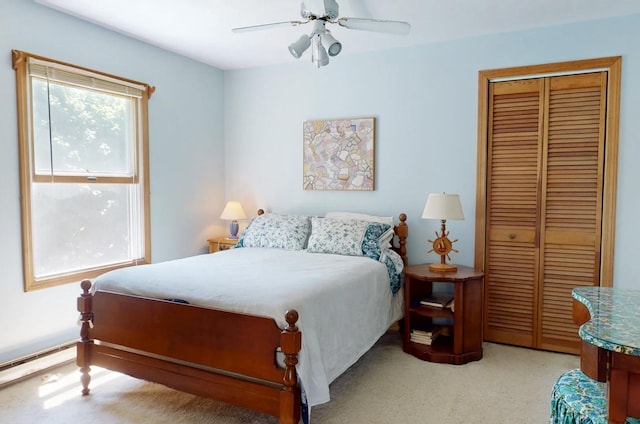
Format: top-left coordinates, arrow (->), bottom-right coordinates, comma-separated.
419,293 -> 454,309
410,327 -> 442,345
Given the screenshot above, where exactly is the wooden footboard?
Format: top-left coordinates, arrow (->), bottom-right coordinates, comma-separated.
77,280 -> 301,424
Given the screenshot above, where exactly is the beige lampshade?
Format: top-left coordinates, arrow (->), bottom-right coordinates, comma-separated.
422,193 -> 464,221
220,201 -> 246,220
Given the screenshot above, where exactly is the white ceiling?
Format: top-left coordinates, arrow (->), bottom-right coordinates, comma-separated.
35,0 -> 640,70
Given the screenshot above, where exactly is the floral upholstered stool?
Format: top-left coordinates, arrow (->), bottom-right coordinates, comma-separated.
550,369 -> 640,424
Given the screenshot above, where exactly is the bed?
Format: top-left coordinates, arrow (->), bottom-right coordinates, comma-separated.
77,210 -> 408,424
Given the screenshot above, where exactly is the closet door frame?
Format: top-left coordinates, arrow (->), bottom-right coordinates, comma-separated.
474,56 -> 622,287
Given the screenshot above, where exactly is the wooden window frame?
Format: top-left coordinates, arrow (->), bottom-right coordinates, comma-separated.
12,50 -> 155,291
474,56 -> 621,287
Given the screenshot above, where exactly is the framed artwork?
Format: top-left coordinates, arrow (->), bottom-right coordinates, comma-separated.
303,117 -> 375,191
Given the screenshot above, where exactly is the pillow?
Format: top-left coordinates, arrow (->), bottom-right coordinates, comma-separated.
325,211 -> 393,227
306,217 -> 392,257
307,218 -> 369,256
236,213 -> 311,250
324,211 -> 395,249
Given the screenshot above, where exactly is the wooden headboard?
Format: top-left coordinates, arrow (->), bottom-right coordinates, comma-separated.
393,213 -> 408,265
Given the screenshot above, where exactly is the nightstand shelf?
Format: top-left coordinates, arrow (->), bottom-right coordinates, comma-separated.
207,236 -> 238,253
403,264 -> 484,365
410,334 -> 454,353
410,305 -> 454,319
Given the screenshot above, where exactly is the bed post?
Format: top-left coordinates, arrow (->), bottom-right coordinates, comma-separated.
280,309 -> 301,424
77,279 -> 94,396
395,213 -> 408,265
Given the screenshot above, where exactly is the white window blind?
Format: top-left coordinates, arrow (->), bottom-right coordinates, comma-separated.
28,57 -> 146,98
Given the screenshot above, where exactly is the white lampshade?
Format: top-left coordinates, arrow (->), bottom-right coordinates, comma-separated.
422,193 -> 464,221
220,201 -> 246,221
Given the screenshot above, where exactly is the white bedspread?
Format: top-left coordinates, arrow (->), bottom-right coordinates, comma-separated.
92,247 -> 404,408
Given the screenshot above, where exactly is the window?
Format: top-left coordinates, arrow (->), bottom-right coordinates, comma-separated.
12,50 -> 154,291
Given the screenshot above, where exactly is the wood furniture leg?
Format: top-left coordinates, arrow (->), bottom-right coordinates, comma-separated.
580,340 -> 608,382
609,352 -> 640,423
574,301 -> 608,382
77,279 -> 93,396
279,310 -> 302,424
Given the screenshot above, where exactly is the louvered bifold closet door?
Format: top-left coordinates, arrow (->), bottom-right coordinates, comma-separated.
537,72 -> 607,353
484,79 -> 544,347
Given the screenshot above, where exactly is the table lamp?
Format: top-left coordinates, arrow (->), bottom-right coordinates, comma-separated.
220,201 -> 246,239
422,193 -> 464,272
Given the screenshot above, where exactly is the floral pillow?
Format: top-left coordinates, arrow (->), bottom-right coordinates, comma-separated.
306,217 -> 392,257
325,211 -> 395,250
236,213 -> 311,250
306,218 -> 370,256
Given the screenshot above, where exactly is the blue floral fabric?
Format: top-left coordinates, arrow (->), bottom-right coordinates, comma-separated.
306,217 -> 371,256
550,368 -> 640,424
361,222 -> 403,295
236,213 -> 311,250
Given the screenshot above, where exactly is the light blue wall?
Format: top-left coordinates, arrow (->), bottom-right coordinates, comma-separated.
0,0 -> 225,362
225,14 -> 640,288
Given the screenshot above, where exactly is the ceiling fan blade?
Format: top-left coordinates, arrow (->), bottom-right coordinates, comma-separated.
337,17 -> 411,35
323,0 -> 339,20
232,20 -> 306,33
300,2 -> 312,19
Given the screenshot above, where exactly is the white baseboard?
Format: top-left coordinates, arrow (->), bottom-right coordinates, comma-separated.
0,342 -> 76,388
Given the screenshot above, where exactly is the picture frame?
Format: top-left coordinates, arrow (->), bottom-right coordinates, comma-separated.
302,117 -> 375,191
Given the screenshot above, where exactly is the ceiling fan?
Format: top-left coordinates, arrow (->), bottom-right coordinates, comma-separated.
232,0 -> 411,68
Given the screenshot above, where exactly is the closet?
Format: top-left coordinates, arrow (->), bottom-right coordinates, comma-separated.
474,57 -> 621,354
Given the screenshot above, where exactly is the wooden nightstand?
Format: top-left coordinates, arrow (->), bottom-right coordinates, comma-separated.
403,264 -> 484,365
207,236 -> 238,253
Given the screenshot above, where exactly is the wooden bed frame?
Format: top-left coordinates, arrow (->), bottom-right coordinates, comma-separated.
77,212 -> 408,424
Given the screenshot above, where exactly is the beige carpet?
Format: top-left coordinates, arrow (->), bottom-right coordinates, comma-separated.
0,330 -> 578,423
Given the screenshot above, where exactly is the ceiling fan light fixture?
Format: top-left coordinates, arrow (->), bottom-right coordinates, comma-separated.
315,42 -> 330,67
321,31 -> 341,56
288,35 -> 311,58
233,1 -> 411,68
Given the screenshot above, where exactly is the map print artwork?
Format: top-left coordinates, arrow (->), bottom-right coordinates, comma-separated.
303,117 -> 375,191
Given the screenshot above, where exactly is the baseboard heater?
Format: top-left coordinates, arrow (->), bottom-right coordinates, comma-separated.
0,341 -> 76,388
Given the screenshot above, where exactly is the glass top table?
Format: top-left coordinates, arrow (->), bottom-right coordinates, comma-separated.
572,286 -> 640,356
572,286 -> 640,423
